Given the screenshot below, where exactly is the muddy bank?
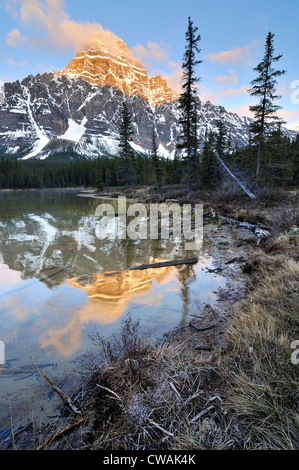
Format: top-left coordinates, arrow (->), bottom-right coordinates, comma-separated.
161,222 -> 254,357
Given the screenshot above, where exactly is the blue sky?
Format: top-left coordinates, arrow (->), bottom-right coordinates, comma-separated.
1,0 -> 298,129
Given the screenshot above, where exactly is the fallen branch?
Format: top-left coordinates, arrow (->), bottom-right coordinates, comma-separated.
183,391 -> 204,406
34,363 -> 81,415
96,384 -> 123,403
129,258 -> 198,271
169,382 -> 182,401
205,266 -> 223,273
36,417 -> 88,450
216,154 -> 256,199
225,256 -> 245,264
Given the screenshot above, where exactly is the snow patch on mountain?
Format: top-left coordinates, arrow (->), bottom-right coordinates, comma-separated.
59,117 -> 88,142
22,85 -> 50,159
22,135 -> 50,160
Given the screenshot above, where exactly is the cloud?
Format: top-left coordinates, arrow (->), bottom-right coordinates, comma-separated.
230,103 -> 254,118
5,0 -> 105,52
132,41 -> 170,64
199,84 -> 249,103
276,82 -> 291,97
222,85 -> 249,98
229,104 -> 299,129
277,109 -> 299,130
162,68 -> 183,94
6,28 -> 28,46
206,41 -> 262,65
214,70 -> 238,85
6,57 -> 28,66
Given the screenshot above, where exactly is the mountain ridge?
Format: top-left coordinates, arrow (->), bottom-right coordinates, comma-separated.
0,31 -> 296,161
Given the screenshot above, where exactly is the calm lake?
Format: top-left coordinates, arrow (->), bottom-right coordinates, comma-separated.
0,189 -> 226,427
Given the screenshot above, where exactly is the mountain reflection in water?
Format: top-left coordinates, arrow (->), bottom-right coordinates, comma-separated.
42,258 -> 197,356
0,189 -> 225,361
69,257 -> 176,314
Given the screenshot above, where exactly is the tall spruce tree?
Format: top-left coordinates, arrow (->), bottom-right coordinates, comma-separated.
177,16 -> 202,191
249,32 -> 286,177
118,101 -> 135,186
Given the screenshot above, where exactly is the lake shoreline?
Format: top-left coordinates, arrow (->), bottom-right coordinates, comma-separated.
0,186 -> 298,450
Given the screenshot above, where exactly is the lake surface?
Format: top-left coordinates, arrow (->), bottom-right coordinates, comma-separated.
0,189 -> 226,427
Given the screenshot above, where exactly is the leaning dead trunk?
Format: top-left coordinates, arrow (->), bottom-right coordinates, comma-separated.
216,154 -> 256,200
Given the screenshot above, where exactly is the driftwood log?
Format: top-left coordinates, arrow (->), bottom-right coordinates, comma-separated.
129,257 -> 198,271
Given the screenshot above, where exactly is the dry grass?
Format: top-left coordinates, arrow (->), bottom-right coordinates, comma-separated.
224,252 -> 299,450
71,316 -> 242,450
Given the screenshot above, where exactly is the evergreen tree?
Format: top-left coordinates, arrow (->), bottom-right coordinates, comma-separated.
151,128 -> 163,192
172,151 -> 183,184
177,16 -> 202,191
292,134 -> 299,183
215,117 -> 227,159
200,131 -> 218,189
263,124 -> 293,185
249,31 -> 286,176
118,101 -> 135,186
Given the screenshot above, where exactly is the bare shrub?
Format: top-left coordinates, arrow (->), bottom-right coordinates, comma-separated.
272,205 -> 299,234
209,188 -> 250,205
256,187 -> 288,206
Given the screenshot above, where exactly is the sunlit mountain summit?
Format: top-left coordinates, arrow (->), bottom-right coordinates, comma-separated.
58,31 -> 178,107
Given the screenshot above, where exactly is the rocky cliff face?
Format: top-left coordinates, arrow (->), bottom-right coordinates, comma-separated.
58,31 -> 178,107
0,31 -> 296,160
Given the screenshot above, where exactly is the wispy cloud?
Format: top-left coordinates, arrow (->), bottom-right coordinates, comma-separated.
5,0 -> 105,52
162,68 -> 183,93
199,84 -> 249,103
214,70 -> 238,85
230,103 -> 254,118
132,41 -> 170,63
230,104 -> 299,127
6,27 -> 28,46
6,57 -> 28,66
206,41 -> 262,65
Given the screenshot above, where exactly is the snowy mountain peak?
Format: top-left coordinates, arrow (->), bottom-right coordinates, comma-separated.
57,30 -> 178,107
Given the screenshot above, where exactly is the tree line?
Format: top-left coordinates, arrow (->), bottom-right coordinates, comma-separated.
1,123 -> 297,191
